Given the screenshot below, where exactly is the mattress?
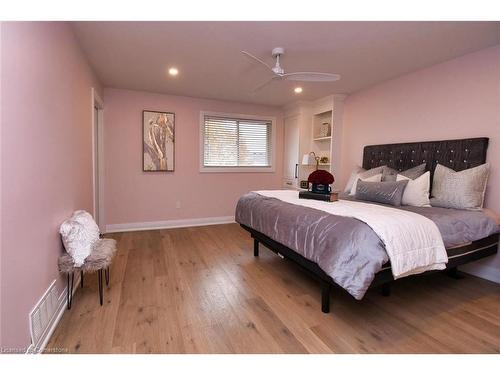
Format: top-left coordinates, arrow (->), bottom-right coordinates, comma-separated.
379,234 -> 499,272
338,192 -> 499,248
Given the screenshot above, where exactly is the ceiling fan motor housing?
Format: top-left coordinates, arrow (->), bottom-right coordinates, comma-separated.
272,66 -> 285,75
271,47 -> 285,57
271,47 -> 285,75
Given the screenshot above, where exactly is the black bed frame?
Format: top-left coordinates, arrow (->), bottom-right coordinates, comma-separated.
240,137 -> 499,313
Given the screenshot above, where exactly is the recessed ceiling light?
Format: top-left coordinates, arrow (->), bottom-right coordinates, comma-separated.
168,67 -> 179,76
294,87 -> 303,94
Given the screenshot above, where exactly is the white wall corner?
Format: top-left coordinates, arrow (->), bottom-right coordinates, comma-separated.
333,93 -> 348,102
283,100 -> 313,118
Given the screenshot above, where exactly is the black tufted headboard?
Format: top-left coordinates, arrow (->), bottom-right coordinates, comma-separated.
362,138 -> 489,178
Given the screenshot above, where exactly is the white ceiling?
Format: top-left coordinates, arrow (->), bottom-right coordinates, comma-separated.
72,21 -> 500,107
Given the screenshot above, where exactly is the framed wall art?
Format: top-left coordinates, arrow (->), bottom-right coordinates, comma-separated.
142,110 -> 175,172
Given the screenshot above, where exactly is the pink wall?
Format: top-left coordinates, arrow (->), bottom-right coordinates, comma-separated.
341,45 -> 500,277
104,88 -> 283,227
0,22 -> 102,348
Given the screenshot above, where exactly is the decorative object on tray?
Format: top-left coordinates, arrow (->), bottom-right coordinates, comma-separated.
320,156 -> 329,164
319,122 -> 331,137
299,169 -> 337,201
302,151 -> 320,169
143,110 -> 175,172
308,169 -> 334,193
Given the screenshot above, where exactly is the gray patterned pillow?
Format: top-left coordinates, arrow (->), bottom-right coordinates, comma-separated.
348,166 -> 385,195
382,163 -> 426,182
430,163 -> 490,210
355,180 -> 409,207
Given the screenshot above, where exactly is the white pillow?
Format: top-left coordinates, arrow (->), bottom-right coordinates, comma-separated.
59,210 -> 100,266
344,166 -> 364,193
72,210 -> 100,240
350,173 -> 382,196
397,171 -> 430,207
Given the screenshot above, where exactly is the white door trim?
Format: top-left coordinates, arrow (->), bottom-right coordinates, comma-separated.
91,88 -> 105,232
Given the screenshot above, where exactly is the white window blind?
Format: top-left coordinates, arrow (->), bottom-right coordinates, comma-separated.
203,115 -> 272,168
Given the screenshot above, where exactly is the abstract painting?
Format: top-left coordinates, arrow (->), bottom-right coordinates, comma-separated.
143,110 -> 175,171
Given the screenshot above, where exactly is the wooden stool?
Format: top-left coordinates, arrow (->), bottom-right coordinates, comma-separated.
58,238 -> 117,309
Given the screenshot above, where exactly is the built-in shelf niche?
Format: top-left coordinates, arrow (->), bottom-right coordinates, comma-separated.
313,110 -> 333,139
283,94 -> 345,190
311,109 -> 333,169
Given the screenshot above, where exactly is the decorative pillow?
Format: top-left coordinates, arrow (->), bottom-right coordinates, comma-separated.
59,210 -> 100,266
343,166 -> 365,193
72,210 -> 100,238
348,166 -> 385,195
430,163 -> 490,210
355,180 -> 409,207
382,163 -> 426,182
349,172 -> 383,196
397,171 -> 431,207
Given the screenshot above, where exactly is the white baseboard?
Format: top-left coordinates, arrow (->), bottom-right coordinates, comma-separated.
26,273 -> 81,354
462,262 -> 500,284
105,215 -> 235,233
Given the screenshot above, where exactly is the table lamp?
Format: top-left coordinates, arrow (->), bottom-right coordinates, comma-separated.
302,152 -> 320,170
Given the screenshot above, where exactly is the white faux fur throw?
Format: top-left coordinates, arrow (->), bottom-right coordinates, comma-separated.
60,210 -> 100,267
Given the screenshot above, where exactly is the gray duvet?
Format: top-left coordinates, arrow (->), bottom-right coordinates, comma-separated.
235,192 -> 499,300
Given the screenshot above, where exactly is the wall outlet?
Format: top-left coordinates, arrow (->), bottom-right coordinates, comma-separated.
175,201 -> 181,209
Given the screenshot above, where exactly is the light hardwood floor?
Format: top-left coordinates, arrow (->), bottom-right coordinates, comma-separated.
46,224 -> 500,353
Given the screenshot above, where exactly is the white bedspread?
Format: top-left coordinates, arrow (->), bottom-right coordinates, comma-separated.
254,190 -> 448,279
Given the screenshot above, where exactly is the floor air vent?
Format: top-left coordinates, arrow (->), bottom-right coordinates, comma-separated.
29,280 -> 61,352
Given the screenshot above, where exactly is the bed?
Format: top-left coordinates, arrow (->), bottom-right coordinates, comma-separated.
235,137 -> 499,313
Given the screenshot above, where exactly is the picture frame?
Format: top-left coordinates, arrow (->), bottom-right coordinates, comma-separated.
142,110 -> 175,172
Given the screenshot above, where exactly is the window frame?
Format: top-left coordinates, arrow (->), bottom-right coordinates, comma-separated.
199,111 -> 276,173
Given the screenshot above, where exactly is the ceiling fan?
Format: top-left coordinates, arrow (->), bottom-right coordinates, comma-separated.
241,47 -> 341,93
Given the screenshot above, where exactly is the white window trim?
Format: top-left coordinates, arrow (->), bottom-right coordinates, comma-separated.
199,110 -> 276,173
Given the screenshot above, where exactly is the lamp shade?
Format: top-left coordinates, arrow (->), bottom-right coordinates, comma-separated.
302,153 -> 314,165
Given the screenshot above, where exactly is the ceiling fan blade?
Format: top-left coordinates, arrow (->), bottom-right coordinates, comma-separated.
282,72 -> 341,82
241,50 -> 273,71
251,76 -> 280,94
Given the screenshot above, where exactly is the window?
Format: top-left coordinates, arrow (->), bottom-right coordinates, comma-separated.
200,112 -> 275,172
